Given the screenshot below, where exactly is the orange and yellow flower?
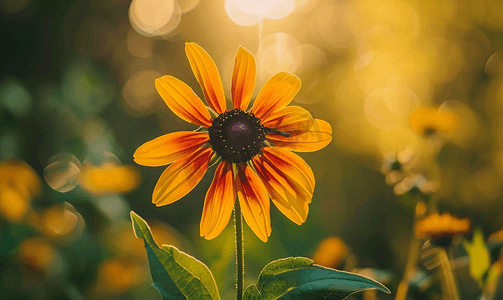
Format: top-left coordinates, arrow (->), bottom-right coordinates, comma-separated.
414,212 -> 471,240
0,159 -> 41,222
409,106 -> 459,137
312,237 -> 348,269
134,43 -> 332,242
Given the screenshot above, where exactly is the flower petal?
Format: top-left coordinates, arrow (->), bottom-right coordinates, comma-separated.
152,147 -> 213,206
236,164 -> 271,242
134,132 -> 209,167
251,166 -> 307,224
261,147 -> 314,193
155,76 -> 212,127
200,161 -> 236,240
252,72 -> 301,120
252,150 -> 312,225
261,106 -> 314,134
185,42 -> 226,114
232,46 -> 256,111
266,119 -> 332,152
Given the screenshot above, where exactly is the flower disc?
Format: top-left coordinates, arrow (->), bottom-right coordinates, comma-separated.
208,109 -> 265,163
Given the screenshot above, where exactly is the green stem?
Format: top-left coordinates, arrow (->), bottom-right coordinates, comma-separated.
437,247 -> 460,300
395,234 -> 421,300
234,202 -> 244,300
395,201 -> 426,300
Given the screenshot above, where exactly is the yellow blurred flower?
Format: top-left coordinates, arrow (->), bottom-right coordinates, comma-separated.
79,162 -> 141,195
409,106 -> 459,137
488,227 -> 503,242
17,236 -> 56,272
134,42 -> 332,242
93,257 -> 146,297
0,159 -> 42,198
0,159 -> 41,222
106,220 -> 184,259
312,237 -> 349,269
0,185 -> 30,222
30,202 -> 85,244
415,212 -> 471,243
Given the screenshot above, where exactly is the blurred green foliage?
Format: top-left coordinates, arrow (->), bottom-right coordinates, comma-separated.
2,0 -> 503,299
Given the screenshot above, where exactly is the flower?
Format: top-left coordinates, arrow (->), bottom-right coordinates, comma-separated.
488,227 -> 503,242
79,162 -> 141,195
17,236 -> 56,272
393,174 -> 438,196
92,257 -> 146,297
415,212 -> 471,247
409,106 -> 459,137
134,43 -> 332,242
0,159 -> 41,222
312,237 -> 348,268
33,202 -> 85,244
0,159 -> 41,199
381,148 -> 415,186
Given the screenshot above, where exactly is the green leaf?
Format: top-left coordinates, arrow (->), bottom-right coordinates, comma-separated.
246,257 -> 390,300
130,211 -> 220,300
463,228 -> 490,286
243,284 -> 263,300
258,257 -> 313,289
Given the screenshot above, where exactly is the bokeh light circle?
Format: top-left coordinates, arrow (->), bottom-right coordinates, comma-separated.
178,0 -> 200,13
225,0 -> 295,26
256,33 -> 300,82
0,78 -> 32,117
294,44 -> 328,93
315,3 -> 360,49
62,60 -> 116,115
332,74 -> 366,123
364,88 -> 404,129
129,0 -> 181,37
225,0 -> 261,26
44,154 -> 82,193
122,70 -> 163,116
127,29 -> 154,58
383,85 -> 420,115
485,52 -> 503,75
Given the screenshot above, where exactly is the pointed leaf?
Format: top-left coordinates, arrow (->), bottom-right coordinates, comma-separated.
255,257 -> 390,300
130,211 -> 220,300
463,228 -> 491,286
243,284 -> 263,300
258,257 -> 313,289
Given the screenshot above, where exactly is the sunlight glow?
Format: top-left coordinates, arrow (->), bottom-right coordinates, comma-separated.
225,0 -> 295,26
129,0 -> 181,36
364,88 -> 405,130
256,33 -> 300,81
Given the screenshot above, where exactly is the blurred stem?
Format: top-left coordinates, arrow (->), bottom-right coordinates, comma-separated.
395,200 -> 426,300
234,202 -> 244,300
427,193 -> 439,214
437,247 -> 460,300
482,266 -> 500,300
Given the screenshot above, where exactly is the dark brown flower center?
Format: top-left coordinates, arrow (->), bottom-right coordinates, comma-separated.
208,109 -> 266,163
423,126 -> 437,136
